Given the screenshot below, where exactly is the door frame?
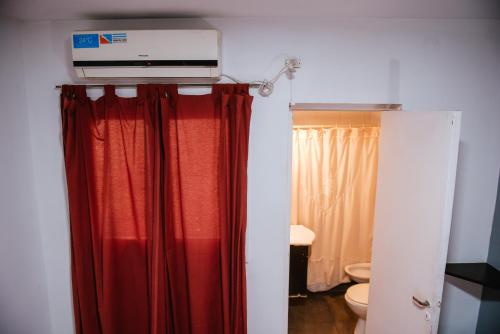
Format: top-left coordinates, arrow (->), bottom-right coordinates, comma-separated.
291,103 -> 402,112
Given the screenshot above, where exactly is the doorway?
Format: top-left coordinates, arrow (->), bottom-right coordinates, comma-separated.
286,105 -> 461,334
288,103 -> 400,333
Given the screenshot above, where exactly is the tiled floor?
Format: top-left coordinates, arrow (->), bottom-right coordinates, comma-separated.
288,285 -> 357,334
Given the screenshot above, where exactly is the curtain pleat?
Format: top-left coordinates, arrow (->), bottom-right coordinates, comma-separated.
291,127 -> 380,291
61,84 -> 252,334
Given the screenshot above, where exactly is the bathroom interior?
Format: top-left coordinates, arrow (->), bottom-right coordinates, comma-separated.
288,106 -> 387,334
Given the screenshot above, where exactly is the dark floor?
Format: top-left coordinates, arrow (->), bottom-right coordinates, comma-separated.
288,283 -> 357,334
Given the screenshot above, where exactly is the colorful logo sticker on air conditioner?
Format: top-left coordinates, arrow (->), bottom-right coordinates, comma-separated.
99,33 -> 128,45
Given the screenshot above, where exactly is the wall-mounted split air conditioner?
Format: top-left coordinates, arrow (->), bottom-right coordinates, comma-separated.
71,30 -> 221,78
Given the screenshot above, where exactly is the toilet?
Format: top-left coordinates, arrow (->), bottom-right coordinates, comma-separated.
344,262 -> 371,283
345,283 -> 369,334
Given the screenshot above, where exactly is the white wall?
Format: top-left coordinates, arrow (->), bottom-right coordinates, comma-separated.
0,17 -> 52,334
19,18 -> 500,334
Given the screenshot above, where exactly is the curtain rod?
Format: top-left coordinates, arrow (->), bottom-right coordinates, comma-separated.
55,82 -> 262,89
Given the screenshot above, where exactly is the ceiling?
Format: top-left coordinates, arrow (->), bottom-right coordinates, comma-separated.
2,0 -> 500,21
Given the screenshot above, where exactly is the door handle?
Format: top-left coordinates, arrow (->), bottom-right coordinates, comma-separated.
412,296 -> 431,309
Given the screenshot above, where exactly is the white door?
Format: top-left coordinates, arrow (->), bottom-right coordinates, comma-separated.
366,111 -> 461,334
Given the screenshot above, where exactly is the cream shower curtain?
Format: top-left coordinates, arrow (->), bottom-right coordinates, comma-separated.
291,124 -> 380,292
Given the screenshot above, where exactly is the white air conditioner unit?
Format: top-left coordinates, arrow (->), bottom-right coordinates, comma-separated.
71,30 -> 221,78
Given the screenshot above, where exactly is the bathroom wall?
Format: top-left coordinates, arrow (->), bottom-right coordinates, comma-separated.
0,17 -> 52,334
476,174 -> 500,333
18,17 -> 500,334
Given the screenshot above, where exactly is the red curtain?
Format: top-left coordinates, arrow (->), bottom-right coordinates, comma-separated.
61,84 -> 252,334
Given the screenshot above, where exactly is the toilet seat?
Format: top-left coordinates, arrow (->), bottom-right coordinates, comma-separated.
346,283 -> 369,306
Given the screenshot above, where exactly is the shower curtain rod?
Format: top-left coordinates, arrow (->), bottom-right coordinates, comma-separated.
293,125 -> 381,129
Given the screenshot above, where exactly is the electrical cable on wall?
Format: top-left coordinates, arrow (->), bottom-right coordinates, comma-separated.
222,57 -> 301,97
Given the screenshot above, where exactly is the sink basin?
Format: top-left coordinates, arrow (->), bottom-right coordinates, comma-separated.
290,225 -> 315,246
